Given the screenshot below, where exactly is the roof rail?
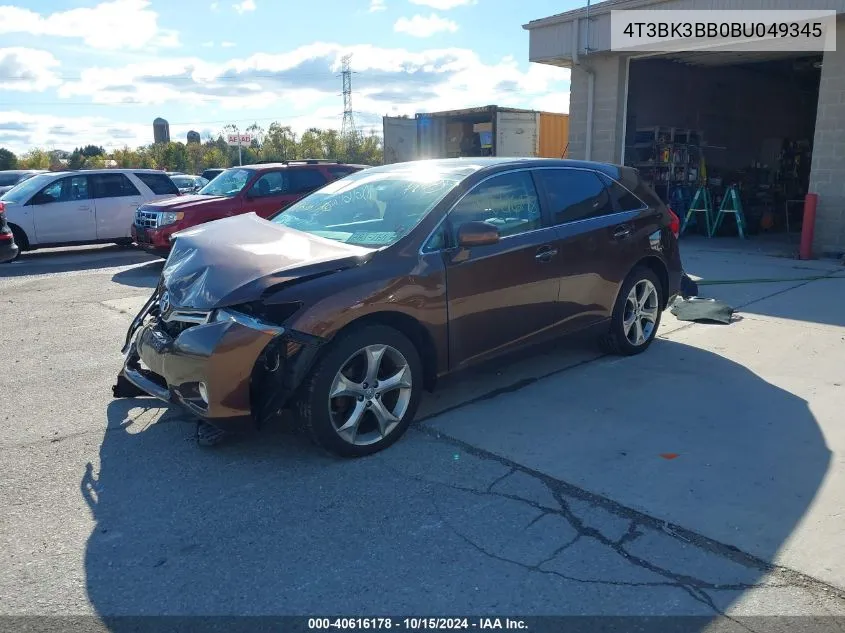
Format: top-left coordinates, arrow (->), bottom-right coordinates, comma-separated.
282,159 -> 345,165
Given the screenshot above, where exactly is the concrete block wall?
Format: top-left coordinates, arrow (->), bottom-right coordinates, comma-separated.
568,55 -> 627,164
809,22 -> 845,255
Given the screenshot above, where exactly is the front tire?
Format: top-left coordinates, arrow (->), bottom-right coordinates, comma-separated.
296,324 -> 423,458
600,266 -> 664,356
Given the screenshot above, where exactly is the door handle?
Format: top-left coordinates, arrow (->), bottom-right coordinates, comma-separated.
535,246 -> 558,262
78,206 -> 91,211
613,225 -> 632,239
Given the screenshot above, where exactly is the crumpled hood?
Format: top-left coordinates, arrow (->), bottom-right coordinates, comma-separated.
143,194 -> 230,212
161,213 -> 373,310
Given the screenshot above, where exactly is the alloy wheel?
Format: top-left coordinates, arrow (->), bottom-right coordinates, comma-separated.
328,344 -> 413,446
623,279 -> 659,346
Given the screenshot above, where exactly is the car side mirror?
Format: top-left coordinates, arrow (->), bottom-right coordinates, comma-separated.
457,221 -> 500,248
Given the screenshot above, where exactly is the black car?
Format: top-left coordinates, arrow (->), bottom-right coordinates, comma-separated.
0,202 -> 19,263
200,168 -> 225,182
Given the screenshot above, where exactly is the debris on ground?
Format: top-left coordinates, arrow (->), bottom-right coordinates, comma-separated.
670,296 -> 736,324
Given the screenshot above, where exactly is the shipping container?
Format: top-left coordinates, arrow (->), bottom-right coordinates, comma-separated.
382,116 -> 418,164
382,106 -> 569,164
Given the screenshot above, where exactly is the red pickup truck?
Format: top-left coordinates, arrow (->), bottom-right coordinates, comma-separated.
132,161 -> 367,255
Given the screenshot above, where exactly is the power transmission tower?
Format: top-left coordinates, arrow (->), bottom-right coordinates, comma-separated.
341,54 -> 358,146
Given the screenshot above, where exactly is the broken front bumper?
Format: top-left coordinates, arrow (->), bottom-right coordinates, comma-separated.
119,292 -> 321,433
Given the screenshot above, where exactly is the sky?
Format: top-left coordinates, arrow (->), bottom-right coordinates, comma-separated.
0,0 -> 581,154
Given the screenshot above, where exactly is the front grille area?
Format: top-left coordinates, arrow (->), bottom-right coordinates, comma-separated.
135,208 -> 158,229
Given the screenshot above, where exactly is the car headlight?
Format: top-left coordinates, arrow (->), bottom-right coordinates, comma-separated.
158,211 -> 184,227
212,308 -> 285,335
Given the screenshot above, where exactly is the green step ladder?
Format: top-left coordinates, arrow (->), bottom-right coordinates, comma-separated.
711,185 -> 746,239
680,186 -> 713,237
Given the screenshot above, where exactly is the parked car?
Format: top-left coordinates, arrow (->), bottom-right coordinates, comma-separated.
131,161 -> 367,256
0,170 -> 47,196
115,158 -> 682,456
0,202 -> 19,263
170,174 -> 209,194
0,169 -> 180,255
201,168 -> 225,182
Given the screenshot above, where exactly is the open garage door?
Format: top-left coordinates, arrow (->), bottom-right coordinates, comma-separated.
623,52 -> 821,237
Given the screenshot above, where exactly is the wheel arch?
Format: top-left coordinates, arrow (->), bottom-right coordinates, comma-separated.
326,311 -> 439,392
7,223 -> 30,250
633,255 -> 670,308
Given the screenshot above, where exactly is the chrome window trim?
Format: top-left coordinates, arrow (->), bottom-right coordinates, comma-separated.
419,166 -> 645,256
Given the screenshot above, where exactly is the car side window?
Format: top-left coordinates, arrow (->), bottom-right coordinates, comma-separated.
448,171 -> 542,240
289,169 -> 328,194
32,176 -> 89,205
90,173 -> 140,199
535,169 -> 614,224
327,166 -> 357,180
599,173 -> 646,211
249,172 -> 289,198
33,180 -> 63,205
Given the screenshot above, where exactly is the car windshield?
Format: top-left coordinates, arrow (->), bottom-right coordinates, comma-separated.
197,168 -> 252,196
171,176 -> 194,187
0,173 -> 56,203
271,164 -> 464,248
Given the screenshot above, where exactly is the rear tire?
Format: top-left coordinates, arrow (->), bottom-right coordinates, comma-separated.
600,266 -> 664,356
296,324 -> 423,458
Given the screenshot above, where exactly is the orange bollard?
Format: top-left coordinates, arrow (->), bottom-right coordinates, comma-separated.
799,193 -> 819,260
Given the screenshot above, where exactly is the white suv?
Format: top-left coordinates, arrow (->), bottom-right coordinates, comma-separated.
0,169 -> 180,259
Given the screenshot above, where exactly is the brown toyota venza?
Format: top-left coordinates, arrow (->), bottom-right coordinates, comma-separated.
115,158 -> 683,457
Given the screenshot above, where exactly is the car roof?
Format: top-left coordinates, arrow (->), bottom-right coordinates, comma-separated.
372,157 -> 624,175
238,162 -> 370,171
1,169 -> 47,175
34,168 -> 172,178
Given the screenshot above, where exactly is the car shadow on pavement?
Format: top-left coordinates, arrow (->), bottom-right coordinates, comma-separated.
110,260 -> 165,288
1,246 -> 157,277
83,339 -> 830,624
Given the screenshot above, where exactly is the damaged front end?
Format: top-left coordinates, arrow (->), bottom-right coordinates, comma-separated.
114,281 -> 326,434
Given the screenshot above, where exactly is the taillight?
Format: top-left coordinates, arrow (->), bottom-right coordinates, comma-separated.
667,207 -> 680,239
0,201 -> 5,213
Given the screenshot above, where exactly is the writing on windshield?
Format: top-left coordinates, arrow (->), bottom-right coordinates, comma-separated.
273,171 -> 460,248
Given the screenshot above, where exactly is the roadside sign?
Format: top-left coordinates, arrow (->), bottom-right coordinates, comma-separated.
226,134 -> 252,146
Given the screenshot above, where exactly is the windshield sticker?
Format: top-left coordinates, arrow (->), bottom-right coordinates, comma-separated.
350,232 -> 396,245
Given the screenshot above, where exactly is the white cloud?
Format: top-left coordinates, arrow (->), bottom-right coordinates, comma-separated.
221,41 -> 237,48
56,42 -> 569,117
394,14 -> 458,37
233,0 -> 256,14
210,1 -> 220,9
0,48 -> 61,92
409,0 -> 475,9
369,0 -> 386,12
0,0 -> 179,50
202,41 -> 215,48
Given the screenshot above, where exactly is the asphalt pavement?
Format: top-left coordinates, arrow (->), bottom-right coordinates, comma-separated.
1,242 -> 844,629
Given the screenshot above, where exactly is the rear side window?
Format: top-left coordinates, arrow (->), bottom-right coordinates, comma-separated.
534,169 -> 614,224
326,166 -> 358,179
134,172 -> 179,195
599,173 -> 646,212
289,169 -> 327,194
90,173 -> 140,198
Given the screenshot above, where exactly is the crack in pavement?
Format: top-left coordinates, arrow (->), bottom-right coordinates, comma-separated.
406,425 -> 845,604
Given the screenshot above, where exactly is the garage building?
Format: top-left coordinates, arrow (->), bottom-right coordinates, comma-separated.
524,0 -> 845,255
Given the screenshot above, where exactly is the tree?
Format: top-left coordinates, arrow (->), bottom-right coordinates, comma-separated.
18,149 -> 51,170
80,145 -> 105,158
0,148 -> 17,170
